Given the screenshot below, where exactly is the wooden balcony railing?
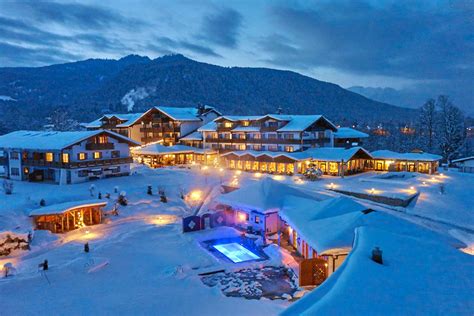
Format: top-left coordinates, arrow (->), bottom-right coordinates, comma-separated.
22,157 -> 132,169
85,143 -> 114,150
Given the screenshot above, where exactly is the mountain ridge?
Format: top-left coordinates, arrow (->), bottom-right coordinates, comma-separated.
0,54 -> 417,132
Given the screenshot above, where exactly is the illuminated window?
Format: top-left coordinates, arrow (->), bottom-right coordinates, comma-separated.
78,153 -> 87,160
93,152 -> 102,159
62,153 -> 69,163
23,167 -> 29,174
224,122 -> 233,128
97,135 -> 108,143
242,121 -> 250,126
255,216 -> 261,224
45,152 -> 53,162
285,146 -> 294,152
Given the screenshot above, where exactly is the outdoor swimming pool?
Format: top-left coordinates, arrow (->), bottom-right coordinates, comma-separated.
213,243 -> 261,263
202,236 -> 268,263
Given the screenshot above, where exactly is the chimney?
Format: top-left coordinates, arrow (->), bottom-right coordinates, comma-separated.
277,106 -> 283,115
371,247 -> 383,264
197,103 -> 205,116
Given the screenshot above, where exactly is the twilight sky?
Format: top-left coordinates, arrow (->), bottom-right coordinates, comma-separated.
0,0 -> 472,111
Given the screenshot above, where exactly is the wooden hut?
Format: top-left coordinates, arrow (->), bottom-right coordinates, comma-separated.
29,200 -> 107,233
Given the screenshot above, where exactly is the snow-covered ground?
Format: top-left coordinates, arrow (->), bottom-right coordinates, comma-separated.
0,165 -> 472,314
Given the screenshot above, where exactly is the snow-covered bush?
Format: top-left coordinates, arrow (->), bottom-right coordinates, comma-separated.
2,179 -> 13,195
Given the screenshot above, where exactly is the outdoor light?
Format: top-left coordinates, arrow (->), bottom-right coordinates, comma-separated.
370,188 -> 375,194
238,212 -> 247,222
410,186 -> 415,191
236,170 -> 242,175
254,172 -> 262,178
422,181 -> 427,185
190,190 -> 202,201
329,182 -> 334,189
219,168 -> 224,172
85,230 -> 90,235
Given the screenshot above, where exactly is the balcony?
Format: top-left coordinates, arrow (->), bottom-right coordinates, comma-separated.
85,143 -> 114,150
205,137 -> 302,145
22,157 -> 133,169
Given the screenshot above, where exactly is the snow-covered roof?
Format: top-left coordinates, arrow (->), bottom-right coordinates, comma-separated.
220,147 -> 372,162
0,130 -> 140,151
372,150 -> 442,162
280,196 -> 462,255
282,226 -> 473,315
85,112 -> 145,128
334,127 -> 369,139
154,105 -> 218,121
180,131 -> 203,141
452,156 -> 474,163
216,178 -> 318,213
216,115 -> 263,122
198,121 -> 218,132
29,200 -> 108,216
220,150 -> 304,161
134,143 -> 215,155
274,115 -> 337,132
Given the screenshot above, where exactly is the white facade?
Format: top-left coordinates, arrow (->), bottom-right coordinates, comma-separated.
0,130 -> 138,185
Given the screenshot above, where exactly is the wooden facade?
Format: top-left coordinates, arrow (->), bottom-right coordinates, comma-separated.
31,202 -> 106,233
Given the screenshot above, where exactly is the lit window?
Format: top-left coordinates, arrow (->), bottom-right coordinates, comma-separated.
45,152 -> 53,162
62,153 -> 69,163
255,216 -> 260,224
78,153 -> 87,160
285,146 -> 294,152
242,121 -> 250,126
93,152 -> 102,159
224,122 -> 233,128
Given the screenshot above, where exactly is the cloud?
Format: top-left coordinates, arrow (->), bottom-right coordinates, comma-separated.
199,8 -> 243,48
5,1 -> 145,30
147,36 -> 221,58
265,1 -> 473,82
0,42 -> 81,66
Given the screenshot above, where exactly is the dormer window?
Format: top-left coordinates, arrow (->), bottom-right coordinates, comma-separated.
224,122 -> 233,128
242,121 -> 250,127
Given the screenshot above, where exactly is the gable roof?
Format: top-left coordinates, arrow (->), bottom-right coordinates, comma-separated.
334,127 -> 369,139
372,150 -> 442,162
154,105 -> 219,121
29,200 -> 107,216
298,146 -> 373,162
197,121 -> 218,132
85,112 -> 145,128
180,131 -> 203,141
273,115 -> 337,132
0,130 -> 140,151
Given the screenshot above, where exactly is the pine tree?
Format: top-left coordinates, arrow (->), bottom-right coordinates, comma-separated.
418,99 -> 437,151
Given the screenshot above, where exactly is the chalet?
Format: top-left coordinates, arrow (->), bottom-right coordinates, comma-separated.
370,150 -> 442,174
133,143 -> 218,167
198,114 -> 338,153
29,200 -> 107,233
452,156 -> 474,173
0,130 -> 139,184
85,105 -> 221,145
333,127 -> 369,148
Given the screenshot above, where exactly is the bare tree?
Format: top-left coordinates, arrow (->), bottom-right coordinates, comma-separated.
418,98 -> 437,151
436,96 -> 465,162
